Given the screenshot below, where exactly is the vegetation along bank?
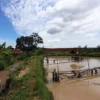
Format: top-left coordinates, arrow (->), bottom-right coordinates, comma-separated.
0,56 -> 53,100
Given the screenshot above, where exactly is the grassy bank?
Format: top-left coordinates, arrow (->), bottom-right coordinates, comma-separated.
46,52 -> 100,57
4,56 -> 53,100
82,52 -> 100,57
35,56 -> 53,100
46,52 -> 72,56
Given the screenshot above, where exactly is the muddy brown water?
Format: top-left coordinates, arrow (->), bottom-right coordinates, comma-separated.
44,56 -> 100,100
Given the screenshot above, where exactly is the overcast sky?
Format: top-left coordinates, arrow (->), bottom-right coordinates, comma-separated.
0,0 -> 100,48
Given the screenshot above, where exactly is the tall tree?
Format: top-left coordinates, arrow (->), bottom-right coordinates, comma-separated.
16,33 -> 43,52
31,33 -> 43,46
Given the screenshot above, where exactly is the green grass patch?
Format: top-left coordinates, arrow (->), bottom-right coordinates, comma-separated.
82,52 -> 100,57
35,56 -> 53,100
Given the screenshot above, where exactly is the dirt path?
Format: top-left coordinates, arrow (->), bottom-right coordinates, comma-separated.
0,71 -> 9,86
18,67 -> 29,79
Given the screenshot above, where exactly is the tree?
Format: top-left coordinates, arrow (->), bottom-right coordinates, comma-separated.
7,46 -> 13,49
31,33 -> 43,46
78,45 -> 81,48
16,33 -> 43,52
0,42 -> 6,50
84,45 -> 88,52
97,45 -> 100,52
77,45 -> 82,53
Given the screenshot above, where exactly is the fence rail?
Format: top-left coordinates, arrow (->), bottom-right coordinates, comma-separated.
52,67 -> 100,82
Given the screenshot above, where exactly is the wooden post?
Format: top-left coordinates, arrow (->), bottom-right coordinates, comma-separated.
77,72 -> 82,78
46,56 -> 49,64
52,71 -> 55,82
91,69 -> 93,76
57,59 -> 60,82
53,60 -> 55,64
94,69 -> 98,75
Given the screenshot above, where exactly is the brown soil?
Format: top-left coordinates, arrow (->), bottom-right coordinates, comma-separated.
18,67 -> 29,79
0,71 -> 9,86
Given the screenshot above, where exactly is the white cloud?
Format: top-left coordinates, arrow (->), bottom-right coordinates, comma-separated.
48,39 -> 60,43
1,0 -> 56,35
1,0 -> 100,47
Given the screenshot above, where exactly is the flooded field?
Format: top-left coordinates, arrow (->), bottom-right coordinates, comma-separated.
44,56 -> 100,100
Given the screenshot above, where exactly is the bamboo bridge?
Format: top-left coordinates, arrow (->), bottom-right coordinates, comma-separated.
52,67 -> 100,82
44,57 -> 100,82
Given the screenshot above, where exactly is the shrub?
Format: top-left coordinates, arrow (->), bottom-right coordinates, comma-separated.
0,61 -> 5,70
34,48 -> 44,55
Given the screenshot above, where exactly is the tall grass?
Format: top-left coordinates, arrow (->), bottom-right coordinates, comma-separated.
35,56 -> 53,100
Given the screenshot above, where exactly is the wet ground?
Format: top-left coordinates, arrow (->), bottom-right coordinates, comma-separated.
45,56 -> 100,100
0,62 -> 23,88
0,71 -> 9,86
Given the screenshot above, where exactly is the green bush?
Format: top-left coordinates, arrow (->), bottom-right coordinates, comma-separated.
82,52 -> 100,57
34,48 -> 44,55
16,53 -> 27,60
0,49 -> 17,70
0,61 -> 5,70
